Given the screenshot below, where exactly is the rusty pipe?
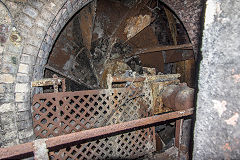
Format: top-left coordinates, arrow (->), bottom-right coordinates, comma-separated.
162,83 -> 194,111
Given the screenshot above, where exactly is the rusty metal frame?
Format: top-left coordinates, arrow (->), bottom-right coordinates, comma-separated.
0,108 -> 193,159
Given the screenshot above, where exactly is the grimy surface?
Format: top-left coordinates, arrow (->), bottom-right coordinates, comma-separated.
194,0 -> 240,159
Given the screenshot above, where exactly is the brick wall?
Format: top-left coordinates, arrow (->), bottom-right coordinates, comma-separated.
0,0 -> 93,147
162,0 -> 204,54
0,0 -> 204,147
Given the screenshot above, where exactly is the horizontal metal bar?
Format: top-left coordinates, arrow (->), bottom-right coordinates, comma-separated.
112,44 -> 193,61
0,108 -> 193,159
112,74 -> 181,83
137,44 -> 193,55
112,76 -> 146,82
0,142 -> 34,159
46,108 -> 193,148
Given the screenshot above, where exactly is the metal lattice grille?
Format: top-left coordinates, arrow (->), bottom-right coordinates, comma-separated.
32,87 -> 156,159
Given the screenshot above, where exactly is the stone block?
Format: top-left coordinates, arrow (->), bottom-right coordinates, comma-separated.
15,83 -> 29,92
16,73 -> 30,83
0,84 -> 4,93
45,1 -> 61,15
16,92 -> 30,102
20,14 -> 33,28
0,46 -> 4,53
30,1 -> 44,10
2,83 -> 14,93
1,93 -> 14,103
66,1 -> 73,15
1,63 -> 18,74
46,26 -> 55,38
19,135 -> 34,144
4,131 -> 18,141
2,139 -> 19,147
18,64 -> 29,74
41,8 -> 54,23
35,17 -> 48,30
38,49 -> 45,58
1,112 -> 15,125
23,5 -> 39,18
6,43 -> 23,54
17,102 -> 30,112
18,24 -> 29,38
20,54 -> 36,65
30,27 -> 45,39
23,44 -> 38,56
17,111 -> 31,122
18,129 -> 34,140
41,41 -> 51,53
17,120 -> 32,130
25,35 -> 42,48
2,121 -> 16,131
0,74 -> 15,83
2,54 -> 18,64
0,103 -> 15,113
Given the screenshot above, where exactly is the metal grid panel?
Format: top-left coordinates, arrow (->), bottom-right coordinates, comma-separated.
32,87 -> 155,159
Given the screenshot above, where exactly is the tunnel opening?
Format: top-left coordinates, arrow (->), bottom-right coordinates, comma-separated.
34,0 -> 196,159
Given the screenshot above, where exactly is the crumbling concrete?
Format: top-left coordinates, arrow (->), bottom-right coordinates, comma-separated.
194,0 -> 240,159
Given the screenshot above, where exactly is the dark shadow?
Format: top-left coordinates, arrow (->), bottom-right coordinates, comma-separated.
189,0 -> 207,159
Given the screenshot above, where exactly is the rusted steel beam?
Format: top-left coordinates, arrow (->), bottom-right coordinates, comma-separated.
31,78 -> 61,87
113,44 -> 193,61
135,44 -> 193,55
111,74 -> 180,83
0,142 -> 34,159
175,119 -> 183,149
112,76 -> 146,83
163,50 -> 194,63
0,109 -> 193,159
175,119 -> 184,159
46,108 -> 193,149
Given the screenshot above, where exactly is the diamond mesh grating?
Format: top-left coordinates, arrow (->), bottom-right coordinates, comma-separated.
32,87 -> 156,159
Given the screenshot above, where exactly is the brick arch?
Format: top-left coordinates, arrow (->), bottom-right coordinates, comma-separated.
161,0 -> 204,54
32,0 -> 94,86
0,0 -> 203,147
30,0 -> 204,86
0,0 -> 93,147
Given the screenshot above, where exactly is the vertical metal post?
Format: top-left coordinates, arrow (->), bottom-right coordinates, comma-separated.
175,119 -> 183,158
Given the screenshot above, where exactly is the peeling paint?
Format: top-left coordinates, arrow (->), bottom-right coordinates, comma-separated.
212,100 -> 227,117
225,113 -> 239,126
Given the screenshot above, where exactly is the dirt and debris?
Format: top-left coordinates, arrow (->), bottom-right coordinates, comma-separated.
40,0 -> 196,159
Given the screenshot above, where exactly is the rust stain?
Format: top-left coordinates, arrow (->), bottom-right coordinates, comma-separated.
124,14 -> 151,40
79,2 -> 96,50
232,74 -> 240,83
100,60 -> 131,88
10,30 -> 21,45
223,143 -> 232,151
